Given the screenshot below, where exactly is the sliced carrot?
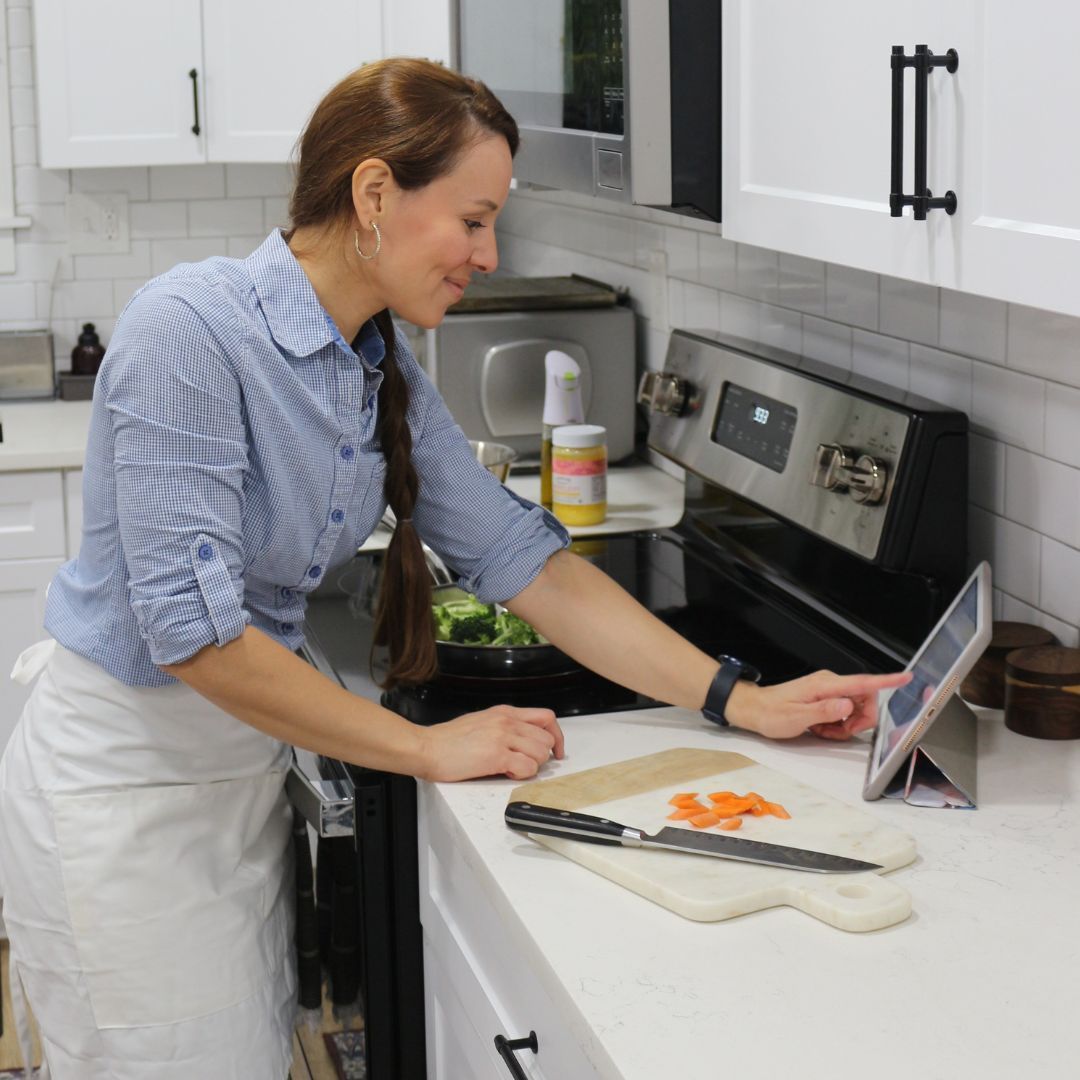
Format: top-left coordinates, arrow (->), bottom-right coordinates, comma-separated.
748,803 -> 767,816
668,792 -> 699,805
667,807 -> 707,820
743,792 -> 764,802
689,811 -> 721,828
717,818 -> 743,831
764,801 -> 791,820
706,790 -> 736,802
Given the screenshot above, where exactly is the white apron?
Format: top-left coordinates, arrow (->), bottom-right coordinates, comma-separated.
0,641 -> 297,1079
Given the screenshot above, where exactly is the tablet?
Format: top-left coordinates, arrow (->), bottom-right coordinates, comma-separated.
862,562 -> 992,800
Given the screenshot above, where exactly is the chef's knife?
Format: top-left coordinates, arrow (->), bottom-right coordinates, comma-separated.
505,801 -> 882,874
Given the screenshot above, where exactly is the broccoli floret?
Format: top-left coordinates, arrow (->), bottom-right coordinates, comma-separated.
448,612 -> 498,644
490,611 -> 541,646
432,604 -> 455,641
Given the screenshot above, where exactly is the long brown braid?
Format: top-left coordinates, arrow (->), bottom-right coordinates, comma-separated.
285,59 -> 519,688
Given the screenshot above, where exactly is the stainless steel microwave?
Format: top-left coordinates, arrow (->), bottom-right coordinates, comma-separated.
457,0 -> 722,221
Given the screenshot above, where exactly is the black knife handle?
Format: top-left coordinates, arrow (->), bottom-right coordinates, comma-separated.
504,802 -> 639,846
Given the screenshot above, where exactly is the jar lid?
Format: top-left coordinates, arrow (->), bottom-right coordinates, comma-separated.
552,423 -> 606,448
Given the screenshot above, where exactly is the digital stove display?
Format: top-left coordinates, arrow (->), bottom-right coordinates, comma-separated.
712,382 -> 798,473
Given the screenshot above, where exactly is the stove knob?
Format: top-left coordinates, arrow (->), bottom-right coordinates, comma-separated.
637,371 -> 693,416
848,454 -> 888,504
810,443 -> 854,489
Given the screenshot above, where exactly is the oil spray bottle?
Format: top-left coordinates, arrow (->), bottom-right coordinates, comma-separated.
540,350 -> 584,507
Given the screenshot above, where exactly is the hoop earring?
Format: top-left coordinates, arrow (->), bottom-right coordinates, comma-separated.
354,221 -> 381,261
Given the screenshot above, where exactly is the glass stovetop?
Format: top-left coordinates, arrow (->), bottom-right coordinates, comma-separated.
303,530 -> 895,729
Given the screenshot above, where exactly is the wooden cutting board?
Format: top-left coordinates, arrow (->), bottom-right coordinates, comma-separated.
511,748 -> 917,932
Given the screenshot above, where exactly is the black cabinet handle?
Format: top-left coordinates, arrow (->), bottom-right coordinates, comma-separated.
889,44 -> 958,219
494,1030 -> 538,1079
189,68 -> 201,136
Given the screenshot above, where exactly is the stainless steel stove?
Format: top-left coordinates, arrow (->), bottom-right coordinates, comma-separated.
292,329 -> 969,1079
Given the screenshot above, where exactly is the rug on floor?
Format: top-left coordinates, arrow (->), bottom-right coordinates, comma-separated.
323,1030 -> 367,1080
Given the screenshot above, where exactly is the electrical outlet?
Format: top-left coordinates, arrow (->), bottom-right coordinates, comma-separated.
65,192 -> 130,255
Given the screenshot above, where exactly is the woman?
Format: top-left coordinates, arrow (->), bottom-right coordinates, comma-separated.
0,59 -> 907,1078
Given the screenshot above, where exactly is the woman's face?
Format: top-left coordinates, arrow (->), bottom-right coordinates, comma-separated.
368,135 -> 513,329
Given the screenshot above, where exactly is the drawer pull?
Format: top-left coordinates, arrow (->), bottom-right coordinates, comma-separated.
494,1030 -> 538,1078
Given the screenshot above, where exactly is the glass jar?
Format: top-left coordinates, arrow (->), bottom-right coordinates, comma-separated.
551,424 -> 607,527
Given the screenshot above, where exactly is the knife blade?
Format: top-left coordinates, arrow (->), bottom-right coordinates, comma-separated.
505,801 -> 882,874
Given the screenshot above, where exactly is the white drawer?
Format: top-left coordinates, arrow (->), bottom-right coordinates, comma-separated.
0,471 -> 65,560
419,792 -> 606,1080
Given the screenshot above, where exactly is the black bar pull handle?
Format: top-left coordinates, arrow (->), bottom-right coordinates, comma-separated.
889,45 -> 958,219
494,1031 -> 539,1079
189,68 -> 201,136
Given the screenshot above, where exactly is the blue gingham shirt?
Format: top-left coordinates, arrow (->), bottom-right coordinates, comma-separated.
45,230 -> 569,687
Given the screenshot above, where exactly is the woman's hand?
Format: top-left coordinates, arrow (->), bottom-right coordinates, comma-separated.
725,669 -> 913,741
418,704 -> 565,782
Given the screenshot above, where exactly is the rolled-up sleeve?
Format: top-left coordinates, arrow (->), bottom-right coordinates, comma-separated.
402,344 -> 570,603
105,284 -> 251,665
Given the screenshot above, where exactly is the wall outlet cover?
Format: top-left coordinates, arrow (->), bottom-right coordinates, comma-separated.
65,192 -> 130,255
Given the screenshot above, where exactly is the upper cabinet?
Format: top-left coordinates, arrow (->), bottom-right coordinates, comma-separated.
722,1 -> 1080,319
33,0 -> 452,168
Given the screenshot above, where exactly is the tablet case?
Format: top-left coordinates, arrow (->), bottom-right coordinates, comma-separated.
884,695 -> 978,808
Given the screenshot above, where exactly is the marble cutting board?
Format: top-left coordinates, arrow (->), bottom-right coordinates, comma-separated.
511,748 -> 917,932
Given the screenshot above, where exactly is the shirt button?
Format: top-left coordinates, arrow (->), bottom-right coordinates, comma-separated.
280,622 -> 296,635
197,543 -> 214,561
331,509 -> 345,524
308,566 -> 322,579
340,445 -> 355,460
280,587 -> 293,600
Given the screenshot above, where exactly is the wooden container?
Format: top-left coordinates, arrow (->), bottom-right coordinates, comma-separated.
1004,646 -> 1080,739
961,622 -> 1059,708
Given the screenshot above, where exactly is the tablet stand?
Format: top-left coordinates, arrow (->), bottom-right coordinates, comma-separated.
888,695 -> 978,808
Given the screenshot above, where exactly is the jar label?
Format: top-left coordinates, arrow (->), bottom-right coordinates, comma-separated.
553,471 -> 606,506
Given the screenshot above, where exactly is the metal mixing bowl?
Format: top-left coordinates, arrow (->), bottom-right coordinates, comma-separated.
469,440 -> 518,483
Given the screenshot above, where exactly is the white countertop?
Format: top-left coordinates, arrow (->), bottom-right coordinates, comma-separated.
360,462 -> 684,550
423,707 -> 1080,1079
0,399 -> 93,471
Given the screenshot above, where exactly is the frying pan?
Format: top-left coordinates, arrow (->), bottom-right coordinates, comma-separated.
432,583 -> 580,679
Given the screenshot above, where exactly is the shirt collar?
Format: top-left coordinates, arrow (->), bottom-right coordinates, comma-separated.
246,229 -> 386,366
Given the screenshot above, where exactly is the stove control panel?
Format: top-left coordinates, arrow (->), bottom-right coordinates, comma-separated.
643,330 -> 921,561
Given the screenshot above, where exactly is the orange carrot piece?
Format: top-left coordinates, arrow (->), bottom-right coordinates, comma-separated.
706,791 -> 737,802
717,818 -> 743,830
667,807 -> 707,820
689,811 -> 721,828
764,801 -> 791,819
744,792 -> 764,802
748,803 -> 767,816
668,792 -> 700,806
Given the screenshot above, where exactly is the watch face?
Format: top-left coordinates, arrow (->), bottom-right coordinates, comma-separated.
718,654 -> 762,684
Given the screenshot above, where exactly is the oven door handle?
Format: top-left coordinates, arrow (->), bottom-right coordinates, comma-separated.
286,751 -> 355,838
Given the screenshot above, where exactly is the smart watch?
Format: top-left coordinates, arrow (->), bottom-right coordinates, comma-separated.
702,654 -> 762,728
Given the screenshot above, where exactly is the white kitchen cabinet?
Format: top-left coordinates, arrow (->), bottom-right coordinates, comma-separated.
33,0 -> 386,168
723,1 -> 1080,319
418,785 -> 603,1080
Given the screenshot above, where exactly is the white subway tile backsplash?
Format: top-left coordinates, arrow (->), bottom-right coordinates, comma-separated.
0,282 -> 36,320
968,506 -> 1041,607
225,163 -> 292,198
12,124 -> 36,166
14,241 -> 72,282
736,244 -> 778,304
825,264 -> 878,331
19,202 -> 68,243
719,292 -> 761,343
969,433 -> 1006,514
8,45 -> 32,86
9,86 -> 34,127
37,279 -> 114,321
188,197 -> 264,238
264,197 -> 290,233
759,303 -> 801,354
1006,303 -> 1080,389
697,233 -> 737,292
227,236 -> 264,259
908,343 -> 972,413
6,5 -> 32,47
149,164 -> 226,201
879,275 -> 938,346
663,224 -> 698,282
971,360 -> 1045,452
679,281 -> 722,332
1006,448 -> 1080,550
852,330 -> 909,391
112,278 -> 146,315
1040,537 -> 1080,627
777,254 -> 825,316
939,289 -> 1006,364
1045,382 -> 1080,469
801,315 -> 852,371
631,219 -> 665,271
998,593 -> 1079,648
130,200 -> 187,239
72,167 -> 150,200
73,241 -> 152,281
149,237 -> 228,276
16,165 -> 69,205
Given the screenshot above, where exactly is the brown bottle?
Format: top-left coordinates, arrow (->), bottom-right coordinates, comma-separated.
71,322 -> 106,376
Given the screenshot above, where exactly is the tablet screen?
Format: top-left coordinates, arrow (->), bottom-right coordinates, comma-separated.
872,575 -> 981,771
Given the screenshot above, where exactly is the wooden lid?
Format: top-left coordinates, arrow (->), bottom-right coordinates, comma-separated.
1005,646 -> 1080,687
987,621 -> 1058,653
